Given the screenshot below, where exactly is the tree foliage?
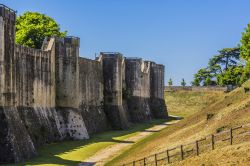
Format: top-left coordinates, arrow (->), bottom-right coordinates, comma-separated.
241,23 -> 250,61
192,47 -> 243,86
240,23 -> 250,82
217,66 -> 244,86
168,78 -> 173,86
16,12 -> 66,49
209,48 -> 240,71
181,78 -> 186,87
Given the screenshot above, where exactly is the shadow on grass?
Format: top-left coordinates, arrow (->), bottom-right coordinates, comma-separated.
11,117 -> 180,166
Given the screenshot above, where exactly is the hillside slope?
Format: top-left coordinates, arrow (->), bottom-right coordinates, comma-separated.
109,82 -> 250,165
170,141 -> 250,166
165,89 -> 224,117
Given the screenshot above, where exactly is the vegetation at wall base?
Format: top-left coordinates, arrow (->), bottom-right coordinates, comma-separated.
9,119 -> 166,166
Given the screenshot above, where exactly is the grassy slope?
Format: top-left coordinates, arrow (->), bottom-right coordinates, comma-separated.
170,141 -> 250,166
109,82 -> 250,165
165,90 -> 224,117
11,119 -> 166,166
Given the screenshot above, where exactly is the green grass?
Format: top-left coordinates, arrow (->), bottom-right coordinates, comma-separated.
105,125 -> 167,166
10,119 -> 166,166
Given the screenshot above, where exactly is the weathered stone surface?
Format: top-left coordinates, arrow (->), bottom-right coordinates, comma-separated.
0,6 -> 16,107
15,43 -> 56,108
79,57 -> 108,134
55,37 -> 80,108
0,107 -> 36,164
100,53 -> 130,129
0,6 -> 37,164
55,107 -> 89,140
125,58 -> 152,122
150,62 -> 168,118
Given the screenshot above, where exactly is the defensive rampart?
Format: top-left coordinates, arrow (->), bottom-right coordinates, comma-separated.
0,4 -> 168,164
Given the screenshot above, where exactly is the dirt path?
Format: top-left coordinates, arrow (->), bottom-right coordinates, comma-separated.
79,120 -> 179,166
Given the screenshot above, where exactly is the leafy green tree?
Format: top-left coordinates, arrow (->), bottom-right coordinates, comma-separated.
217,66 -> 244,86
192,47 -> 241,86
208,47 -> 240,71
192,68 -> 213,86
240,23 -> 250,82
191,77 -> 200,86
181,78 -> 186,87
239,61 -> 250,84
16,12 -> 67,49
241,23 -> 250,61
168,78 -> 173,86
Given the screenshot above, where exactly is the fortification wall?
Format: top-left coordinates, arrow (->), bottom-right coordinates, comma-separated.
0,4 -> 168,164
0,5 -> 16,107
55,37 -> 80,108
0,6 -> 89,164
78,57 -> 108,134
165,86 -> 227,92
125,58 -> 152,122
100,53 -> 130,129
0,6 -> 37,164
150,62 -> 168,118
15,44 -> 55,107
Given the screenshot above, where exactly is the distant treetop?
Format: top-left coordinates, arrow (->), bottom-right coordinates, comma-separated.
168,78 -> 173,86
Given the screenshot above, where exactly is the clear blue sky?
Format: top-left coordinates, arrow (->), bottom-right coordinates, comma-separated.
2,0 -> 250,85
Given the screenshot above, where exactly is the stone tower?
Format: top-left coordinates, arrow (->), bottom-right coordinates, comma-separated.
55,37 -> 80,108
0,5 -> 37,164
100,52 -> 130,129
150,62 -> 168,118
0,5 -> 16,106
125,58 -> 152,122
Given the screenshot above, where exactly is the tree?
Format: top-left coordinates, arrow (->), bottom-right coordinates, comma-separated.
16,12 -> 67,49
241,23 -> 250,61
240,23 -> 250,82
209,48 -> 240,71
168,78 -> 173,86
217,66 -> 244,86
181,78 -> 186,87
192,47 -> 242,86
192,68 -> 213,86
191,77 -> 200,86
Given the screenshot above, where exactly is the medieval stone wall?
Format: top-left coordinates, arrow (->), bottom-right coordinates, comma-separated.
150,62 -> 168,118
79,57 -> 108,134
0,6 -> 37,164
55,37 -> 80,108
15,43 -> 55,107
125,58 -> 152,122
0,5 -> 16,107
0,4 -> 168,164
100,53 -> 130,129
